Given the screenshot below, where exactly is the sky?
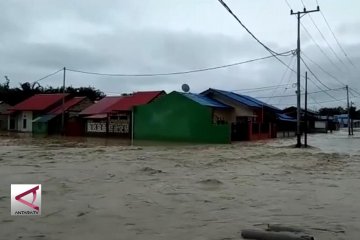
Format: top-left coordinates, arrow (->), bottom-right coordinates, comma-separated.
1,0 -> 360,110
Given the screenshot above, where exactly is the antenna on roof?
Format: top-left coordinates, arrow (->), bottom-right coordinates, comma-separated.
181,84 -> 190,93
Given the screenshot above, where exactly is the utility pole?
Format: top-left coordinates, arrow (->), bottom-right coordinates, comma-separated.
291,6 -> 320,148
350,101 -> 354,135
346,85 -> 350,135
304,71 -> 308,147
61,67 -> 66,135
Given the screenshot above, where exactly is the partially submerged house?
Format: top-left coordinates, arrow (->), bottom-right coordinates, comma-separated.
283,106 -> 326,133
7,94 -> 70,132
334,114 -> 348,128
201,88 -> 284,141
276,113 -> 297,137
80,91 -> 164,137
32,97 -> 92,136
133,91 -> 232,143
0,101 -> 11,131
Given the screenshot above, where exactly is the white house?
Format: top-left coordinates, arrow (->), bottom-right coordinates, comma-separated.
7,94 -> 68,132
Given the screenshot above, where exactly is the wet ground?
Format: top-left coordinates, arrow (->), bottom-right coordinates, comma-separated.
0,129 -> 359,240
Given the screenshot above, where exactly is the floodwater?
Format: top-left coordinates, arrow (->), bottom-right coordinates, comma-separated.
0,129 -> 359,240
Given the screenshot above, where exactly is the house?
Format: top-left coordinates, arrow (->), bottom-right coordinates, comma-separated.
283,106 -> 327,133
133,91 -> 232,143
276,113 -> 297,138
201,88 -> 282,141
334,114 -> 349,128
0,101 -> 11,131
80,96 -> 124,135
7,94 -> 70,132
32,97 -> 93,136
80,91 -> 164,137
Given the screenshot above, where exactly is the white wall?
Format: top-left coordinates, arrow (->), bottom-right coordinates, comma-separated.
315,121 -> 326,129
17,111 -> 33,132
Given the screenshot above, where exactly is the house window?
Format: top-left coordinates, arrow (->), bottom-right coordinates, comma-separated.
22,114 -> 28,129
9,118 -> 15,130
23,119 -> 27,129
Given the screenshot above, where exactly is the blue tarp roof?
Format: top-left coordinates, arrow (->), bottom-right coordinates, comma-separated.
201,89 -> 281,112
181,92 -> 231,109
277,113 -> 296,122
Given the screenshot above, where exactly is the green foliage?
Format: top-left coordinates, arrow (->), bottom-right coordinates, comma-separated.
0,78 -> 105,105
318,106 -> 346,116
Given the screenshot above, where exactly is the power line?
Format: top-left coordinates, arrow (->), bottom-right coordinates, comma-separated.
300,56 -> 345,104
232,83 -> 295,93
284,0 -> 344,73
217,0 -> 298,74
350,87 -> 360,97
308,97 -> 348,105
276,64 -> 296,106
300,23 -> 343,73
301,51 -> 346,86
266,55 -> 296,103
218,0 -> 281,56
66,50 -> 293,77
300,56 -> 332,90
256,86 -> 345,99
316,0 -> 357,68
300,0 -> 348,70
284,0 -> 292,9
32,68 -> 63,83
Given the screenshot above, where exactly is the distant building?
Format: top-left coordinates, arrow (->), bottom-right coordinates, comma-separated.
334,114 -> 349,128
32,97 -> 92,136
6,94 -> 70,132
0,101 -> 11,131
80,91 -> 164,137
282,106 -> 322,133
134,91 -> 232,143
201,88 -> 284,141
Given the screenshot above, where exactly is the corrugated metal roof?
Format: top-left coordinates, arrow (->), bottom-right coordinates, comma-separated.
110,91 -> 164,111
277,113 -> 296,122
32,114 -> 57,123
202,89 -> 280,112
48,97 -> 86,115
10,94 -> 68,111
79,96 -> 123,115
181,92 -> 231,108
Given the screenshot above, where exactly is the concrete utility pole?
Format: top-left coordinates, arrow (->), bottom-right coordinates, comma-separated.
291,6 -> 320,148
350,101 -> 354,135
304,71 -> 308,147
61,67 -> 66,135
346,85 -> 350,135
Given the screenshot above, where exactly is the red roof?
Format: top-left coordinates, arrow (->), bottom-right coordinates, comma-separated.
110,91 -> 164,111
79,96 -> 123,115
10,94 -> 68,111
48,97 -> 86,115
79,91 -> 164,115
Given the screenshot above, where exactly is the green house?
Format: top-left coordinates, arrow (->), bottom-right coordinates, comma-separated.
133,91 -> 232,144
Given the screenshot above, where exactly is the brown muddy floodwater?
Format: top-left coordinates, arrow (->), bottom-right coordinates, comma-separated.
0,130 -> 359,240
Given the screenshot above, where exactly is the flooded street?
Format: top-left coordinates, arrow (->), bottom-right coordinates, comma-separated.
0,130 -> 359,240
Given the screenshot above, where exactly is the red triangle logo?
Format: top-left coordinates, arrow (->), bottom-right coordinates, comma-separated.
15,185 -> 40,211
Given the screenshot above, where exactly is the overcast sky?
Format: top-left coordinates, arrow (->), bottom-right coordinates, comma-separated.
1,0 -> 360,109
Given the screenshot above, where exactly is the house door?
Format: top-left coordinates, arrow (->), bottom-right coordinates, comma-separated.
231,117 -> 249,141
9,117 -> 16,130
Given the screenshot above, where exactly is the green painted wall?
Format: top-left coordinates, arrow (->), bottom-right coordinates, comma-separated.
33,122 -> 48,135
134,92 -> 230,144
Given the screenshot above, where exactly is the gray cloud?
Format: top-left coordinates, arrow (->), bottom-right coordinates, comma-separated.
1,0 -> 359,109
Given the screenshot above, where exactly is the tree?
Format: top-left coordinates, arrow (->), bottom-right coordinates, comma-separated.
0,78 -> 105,105
318,107 -> 346,116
